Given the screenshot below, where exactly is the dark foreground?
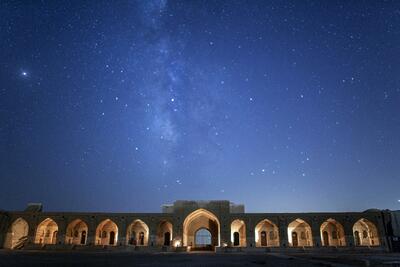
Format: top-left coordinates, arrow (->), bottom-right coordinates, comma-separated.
0,250 -> 400,267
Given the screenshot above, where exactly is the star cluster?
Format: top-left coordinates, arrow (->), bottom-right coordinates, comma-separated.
1,0 -> 399,212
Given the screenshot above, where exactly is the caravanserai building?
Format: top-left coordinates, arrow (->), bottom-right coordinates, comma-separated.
1,200 -> 399,252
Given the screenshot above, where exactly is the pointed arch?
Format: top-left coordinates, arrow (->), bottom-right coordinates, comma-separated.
183,209 -> 220,247
126,219 -> 149,246
255,219 -> 279,247
156,220 -> 173,246
35,218 -> 58,245
320,218 -> 346,247
95,219 -> 118,246
288,218 -> 313,247
353,218 -> 380,246
231,219 -> 246,247
65,219 -> 88,245
3,218 -> 29,249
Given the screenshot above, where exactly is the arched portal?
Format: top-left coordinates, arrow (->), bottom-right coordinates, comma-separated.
65,219 -> 88,245
35,218 -> 58,245
195,228 -> 212,246
95,219 -> 118,246
183,209 -> 220,247
288,218 -> 313,247
255,219 -> 279,247
3,218 -> 29,249
353,218 -> 380,246
320,218 -> 346,246
231,219 -> 246,247
157,221 -> 172,246
126,219 -> 149,246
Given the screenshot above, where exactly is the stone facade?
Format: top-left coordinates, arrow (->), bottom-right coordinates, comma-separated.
0,200 -> 397,252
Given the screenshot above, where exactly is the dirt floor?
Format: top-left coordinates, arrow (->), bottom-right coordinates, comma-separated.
0,250 -> 399,267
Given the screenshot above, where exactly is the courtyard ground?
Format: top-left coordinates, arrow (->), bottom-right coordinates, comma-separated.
0,250 -> 399,267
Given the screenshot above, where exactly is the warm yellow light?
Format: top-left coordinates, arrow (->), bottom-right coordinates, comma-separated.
174,240 -> 181,247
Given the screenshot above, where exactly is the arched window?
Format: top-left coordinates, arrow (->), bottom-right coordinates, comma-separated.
195,228 -> 212,246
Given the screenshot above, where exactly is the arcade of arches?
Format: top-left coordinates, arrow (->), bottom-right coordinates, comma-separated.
2,202 -> 386,251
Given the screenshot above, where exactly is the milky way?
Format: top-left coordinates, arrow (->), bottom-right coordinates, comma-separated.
1,0 -> 399,212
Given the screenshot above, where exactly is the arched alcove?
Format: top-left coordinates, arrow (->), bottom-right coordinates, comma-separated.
65,219 -> 88,245
320,218 -> 346,246
95,219 -> 118,246
156,221 -> 173,246
287,218 -> 313,247
35,218 -> 58,245
353,218 -> 380,246
3,218 -> 29,249
126,219 -> 149,246
255,219 -> 279,247
231,219 -> 246,247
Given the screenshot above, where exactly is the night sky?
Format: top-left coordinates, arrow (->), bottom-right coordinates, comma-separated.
1,1 -> 400,213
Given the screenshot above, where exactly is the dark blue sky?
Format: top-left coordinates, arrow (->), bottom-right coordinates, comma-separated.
1,0 -> 399,213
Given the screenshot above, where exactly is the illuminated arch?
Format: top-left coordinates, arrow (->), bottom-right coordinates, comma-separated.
156,220 -> 173,246
183,209 -> 220,247
126,219 -> 149,246
255,219 -> 279,247
231,219 -> 246,247
3,218 -> 29,249
353,218 -> 380,246
65,219 -> 88,245
35,218 -> 58,245
95,219 -> 118,246
287,218 -> 313,247
320,218 -> 346,247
